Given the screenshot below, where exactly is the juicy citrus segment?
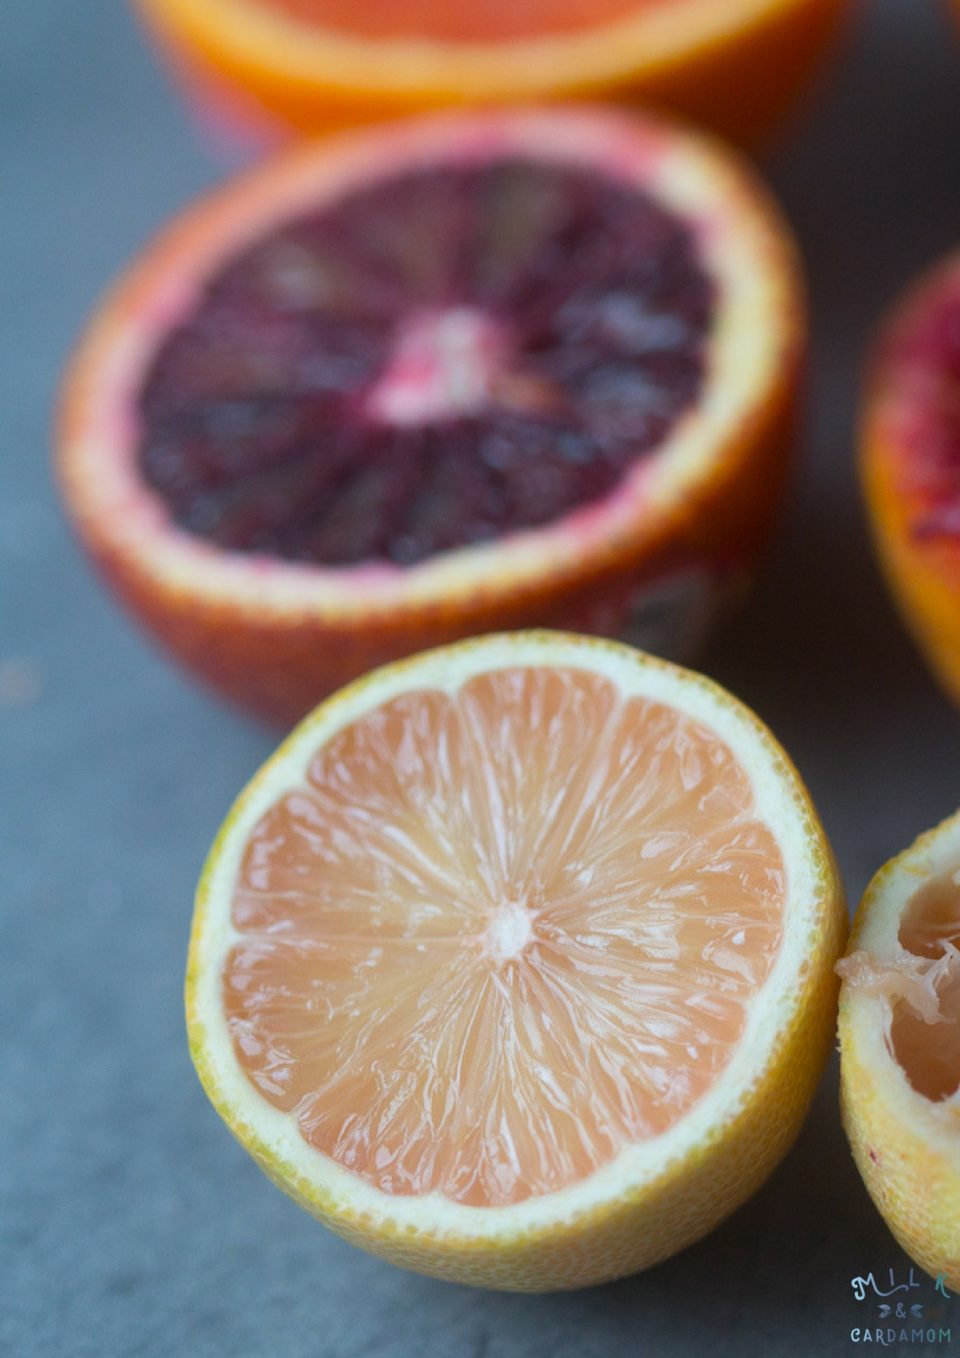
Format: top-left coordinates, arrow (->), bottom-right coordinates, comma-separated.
271,0 -> 653,43
223,666 -> 785,1207
838,811 -> 960,1288
135,157 -> 716,567
188,632 -> 844,1288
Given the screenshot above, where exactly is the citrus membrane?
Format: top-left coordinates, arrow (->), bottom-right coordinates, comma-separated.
840,860 -> 960,1105
226,664 -> 783,1206
189,632 -> 844,1286
837,810 -> 960,1289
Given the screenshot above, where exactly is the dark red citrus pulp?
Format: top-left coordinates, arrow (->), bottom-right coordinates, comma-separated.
137,159 -> 715,567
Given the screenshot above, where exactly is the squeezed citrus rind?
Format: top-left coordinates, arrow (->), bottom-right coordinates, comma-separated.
839,810 -> 960,1288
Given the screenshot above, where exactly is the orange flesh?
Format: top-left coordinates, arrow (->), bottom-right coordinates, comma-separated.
267,0 -> 657,43
224,666 -> 785,1207
840,872 -> 960,1103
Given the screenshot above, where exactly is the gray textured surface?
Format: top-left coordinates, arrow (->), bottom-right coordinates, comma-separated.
5,2 -> 960,1353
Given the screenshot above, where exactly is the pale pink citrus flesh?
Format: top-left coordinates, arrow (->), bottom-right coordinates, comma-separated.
223,666 -> 785,1208
840,873 -> 960,1103
269,0 -> 660,43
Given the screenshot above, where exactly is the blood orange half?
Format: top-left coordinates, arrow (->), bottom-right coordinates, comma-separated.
861,251 -> 960,706
188,631 -> 845,1289
135,0 -> 850,147
58,107 -> 803,724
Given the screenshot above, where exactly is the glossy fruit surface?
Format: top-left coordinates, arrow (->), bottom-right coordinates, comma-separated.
58,107 -> 803,723
189,630 -> 845,1288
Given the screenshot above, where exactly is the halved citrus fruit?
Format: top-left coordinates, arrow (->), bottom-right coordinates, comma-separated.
838,810 -> 960,1288
58,108 -> 803,724
861,251 -> 960,706
187,630 -> 845,1289
135,0 -> 850,147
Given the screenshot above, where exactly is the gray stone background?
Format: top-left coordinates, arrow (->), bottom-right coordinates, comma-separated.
5,1 -> 960,1353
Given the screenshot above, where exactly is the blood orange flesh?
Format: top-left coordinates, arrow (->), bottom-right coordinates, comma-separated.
59,107 -> 803,724
135,0 -> 851,151
224,662 -> 784,1208
870,271 -> 960,544
861,254 -> 960,707
139,159 -> 714,567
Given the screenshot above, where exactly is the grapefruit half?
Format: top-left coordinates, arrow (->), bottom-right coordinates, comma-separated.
188,630 -> 845,1289
58,107 -> 804,724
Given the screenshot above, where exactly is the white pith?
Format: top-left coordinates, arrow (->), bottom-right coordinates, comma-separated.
365,306 -> 502,425
62,107 -> 799,621
189,631 -> 830,1237
485,899 -> 536,964
841,811 -> 960,1163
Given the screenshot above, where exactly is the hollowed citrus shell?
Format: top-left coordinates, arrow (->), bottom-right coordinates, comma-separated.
839,809 -> 960,1288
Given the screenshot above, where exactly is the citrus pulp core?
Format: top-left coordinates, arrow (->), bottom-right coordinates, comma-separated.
890,873 -> 960,1103
841,871 -> 960,1104
223,665 -> 785,1208
268,0 -> 658,43
137,159 -> 714,566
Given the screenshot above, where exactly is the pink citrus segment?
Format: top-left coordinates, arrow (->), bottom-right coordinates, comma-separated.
223,665 -> 784,1208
